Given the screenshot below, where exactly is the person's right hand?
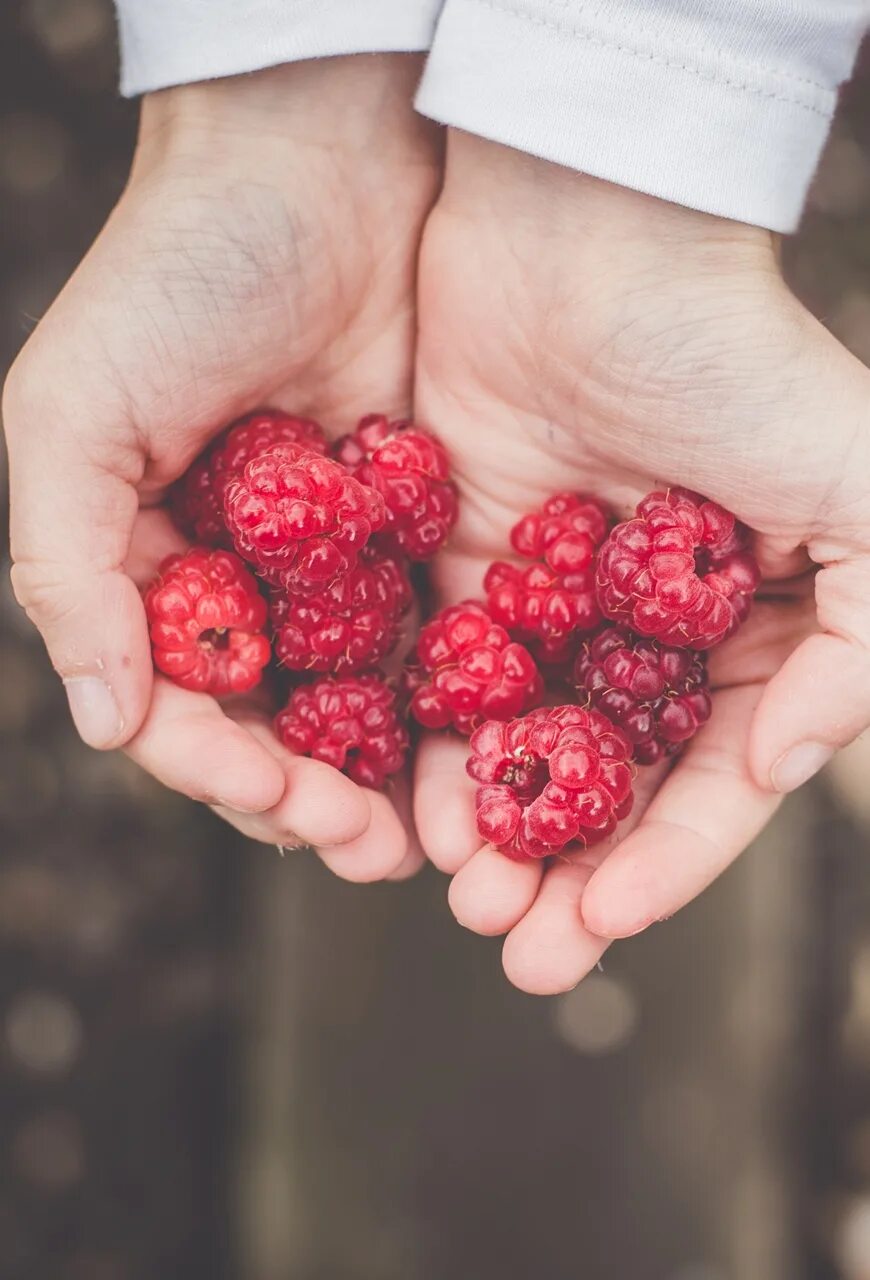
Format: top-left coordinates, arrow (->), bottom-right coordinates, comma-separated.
3,55 -> 442,881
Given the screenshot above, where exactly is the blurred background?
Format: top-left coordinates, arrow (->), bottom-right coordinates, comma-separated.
2,3 -> 870,1279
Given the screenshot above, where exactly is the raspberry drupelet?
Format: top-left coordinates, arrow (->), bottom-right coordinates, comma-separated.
144,548 -> 270,695
467,706 -> 634,861
404,601 -> 543,736
595,486 -> 760,649
270,544 -> 412,676
485,493 -> 611,664
332,413 -> 458,560
274,674 -> 409,788
171,410 -> 327,547
223,445 -> 386,594
575,624 -> 712,765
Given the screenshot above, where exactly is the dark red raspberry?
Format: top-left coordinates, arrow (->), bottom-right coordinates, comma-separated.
404,601 -> 543,736
596,487 -> 760,648
171,410 -> 326,546
467,706 -> 634,861
484,493 -> 611,664
144,548 -> 270,695
270,544 -> 412,676
274,674 -> 408,788
574,624 -> 712,765
223,445 -> 386,594
332,413 -> 458,560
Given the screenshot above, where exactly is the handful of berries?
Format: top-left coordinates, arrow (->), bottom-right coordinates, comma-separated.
146,408 -> 760,858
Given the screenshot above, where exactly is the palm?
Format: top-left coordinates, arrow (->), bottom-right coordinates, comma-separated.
6,56 -> 441,881
412,137 -> 870,992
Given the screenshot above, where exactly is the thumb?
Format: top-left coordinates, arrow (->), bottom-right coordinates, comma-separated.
4,363 -> 152,749
750,556 -> 870,793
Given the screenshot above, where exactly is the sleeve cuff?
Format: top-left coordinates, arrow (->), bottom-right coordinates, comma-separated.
416,0 -> 863,232
116,0 -> 444,98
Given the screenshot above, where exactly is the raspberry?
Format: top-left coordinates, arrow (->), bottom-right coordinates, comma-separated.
171,410 -> 326,546
574,624 -> 712,765
274,674 -> 408,788
270,544 -> 412,676
484,493 -> 611,664
144,548 -> 270,695
596,487 -> 760,648
404,601 -> 543,737
332,413 -> 458,560
223,445 -> 386,594
466,706 -> 634,861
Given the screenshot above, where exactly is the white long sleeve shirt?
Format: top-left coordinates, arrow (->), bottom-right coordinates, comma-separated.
114,0 -> 870,232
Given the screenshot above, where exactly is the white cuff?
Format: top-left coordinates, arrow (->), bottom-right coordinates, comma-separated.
116,0 -> 444,98
416,0 -> 869,232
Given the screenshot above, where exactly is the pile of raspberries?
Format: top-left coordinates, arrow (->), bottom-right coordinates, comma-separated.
147,408 -> 760,862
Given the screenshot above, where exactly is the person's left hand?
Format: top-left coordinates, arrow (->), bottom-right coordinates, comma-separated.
410,132 -> 870,991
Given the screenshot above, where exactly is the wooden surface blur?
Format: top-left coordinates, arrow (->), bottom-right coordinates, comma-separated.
2,5 -> 870,1279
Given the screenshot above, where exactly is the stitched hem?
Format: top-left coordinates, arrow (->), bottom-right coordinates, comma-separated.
466,0 -> 833,116
117,0 -> 442,97
417,0 -> 840,231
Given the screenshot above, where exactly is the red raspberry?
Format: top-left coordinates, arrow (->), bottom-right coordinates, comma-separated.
274,674 -> 408,788
596,487 -> 760,648
171,410 -> 326,546
574,624 -> 712,765
332,413 -> 458,560
466,706 -> 634,861
223,446 -> 386,594
144,548 -> 270,695
404,601 -> 543,737
270,545 -> 412,676
484,493 -> 611,664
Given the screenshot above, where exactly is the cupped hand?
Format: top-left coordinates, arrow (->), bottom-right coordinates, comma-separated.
3,55 -> 442,881
413,132 -> 870,990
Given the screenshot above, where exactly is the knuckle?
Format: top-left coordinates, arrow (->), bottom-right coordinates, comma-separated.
9,559 -> 79,630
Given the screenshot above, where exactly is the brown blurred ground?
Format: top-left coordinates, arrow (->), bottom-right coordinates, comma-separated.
2,5 -> 870,1280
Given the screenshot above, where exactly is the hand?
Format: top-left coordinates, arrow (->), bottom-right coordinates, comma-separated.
3,56 -> 441,881
412,133 -> 870,991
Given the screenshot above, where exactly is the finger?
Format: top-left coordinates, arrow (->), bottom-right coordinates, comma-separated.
750,558 -> 870,793
231,712 -> 411,881
125,508 -> 188,586
501,860 -> 610,996
386,771 -> 427,881
581,684 -> 781,940
387,846 -> 427,881
4,369 -> 151,749
435,713 -> 659,941
316,788 -> 410,883
125,677 -> 286,813
413,732 -> 480,873
226,713 -> 373,849
447,844 -> 544,936
214,784 -> 407,883
751,531 -> 812,583
501,762 -> 666,995
706,593 -> 817,691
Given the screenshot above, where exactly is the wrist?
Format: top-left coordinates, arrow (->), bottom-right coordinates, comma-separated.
132,55 -> 436,181
442,132 -> 777,280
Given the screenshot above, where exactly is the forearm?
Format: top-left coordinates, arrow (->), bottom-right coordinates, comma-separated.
114,0 -> 445,96
416,0 -> 869,231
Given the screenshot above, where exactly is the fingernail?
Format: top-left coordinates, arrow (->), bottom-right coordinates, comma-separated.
771,742 -> 834,793
64,677 -> 123,748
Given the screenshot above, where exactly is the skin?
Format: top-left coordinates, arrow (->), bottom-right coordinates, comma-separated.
6,63 -> 870,979
412,131 -> 870,992
2,56 -> 442,882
